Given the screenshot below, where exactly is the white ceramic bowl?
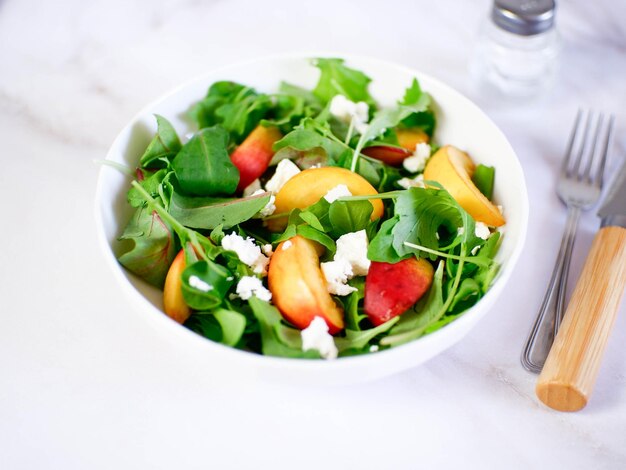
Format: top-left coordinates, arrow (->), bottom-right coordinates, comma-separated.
95,55 -> 528,385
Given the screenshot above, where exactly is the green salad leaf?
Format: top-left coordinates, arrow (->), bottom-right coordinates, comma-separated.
312,58 -> 375,106
172,126 -> 240,197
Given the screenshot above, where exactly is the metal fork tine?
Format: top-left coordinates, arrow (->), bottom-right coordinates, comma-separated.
591,114 -> 614,187
582,113 -> 604,181
569,110 -> 593,179
561,109 -> 583,176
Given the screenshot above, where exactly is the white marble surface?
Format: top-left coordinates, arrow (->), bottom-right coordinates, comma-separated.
1,0 -> 626,468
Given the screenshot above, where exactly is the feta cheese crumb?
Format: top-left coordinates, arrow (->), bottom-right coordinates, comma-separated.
236,276 -> 272,301
221,233 -> 270,275
324,184 -> 352,203
242,178 -> 262,197
471,245 -> 480,256
402,142 -> 431,173
301,316 -> 338,360
262,244 -> 273,256
321,259 -> 357,296
281,240 -> 293,251
265,159 -> 301,194
329,95 -> 369,134
369,345 -> 380,352
250,189 -> 276,217
335,230 -> 370,276
188,275 -> 213,292
475,222 -> 491,240
397,174 -> 425,189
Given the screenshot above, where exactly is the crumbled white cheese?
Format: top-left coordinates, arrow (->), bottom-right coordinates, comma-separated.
397,174 -> 425,189
242,178 -> 262,197
221,233 -> 269,275
188,275 -> 213,292
369,345 -> 380,352
471,245 -> 480,256
402,143 -> 431,173
301,316 -> 338,360
324,184 -> 352,203
329,94 -> 369,134
475,222 -> 492,240
321,259 -> 357,296
265,159 -> 301,194
236,276 -> 272,301
262,244 -> 273,256
335,230 -> 371,276
282,240 -> 293,251
250,189 -> 276,217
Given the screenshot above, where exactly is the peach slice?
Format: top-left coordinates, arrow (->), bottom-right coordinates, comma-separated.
230,125 -> 282,192
163,249 -> 191,324
267,167 -> 385,231
364,258 -> 434,326
423,145 -> 505,227
362,145 -> 411,166
268,236 -> 344,334
396,128 -> 429,150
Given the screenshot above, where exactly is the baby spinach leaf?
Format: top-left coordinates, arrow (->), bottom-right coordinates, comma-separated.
172,126 -> 239,197
343,277 -> 367,330
139,114 -> 182,168
449,278 -> 481,312
169,190 -> 271,229
298,210 -> 325,232
117,206 -> 176,288
328,200 -> 372,237
367,217 -> 406,263
296,225 -> 336,255
185,308 -> 246,347
312,58 -> 375,106
181,260 -> 234,310
272,127 -> 346,164
472,164 -> 495,199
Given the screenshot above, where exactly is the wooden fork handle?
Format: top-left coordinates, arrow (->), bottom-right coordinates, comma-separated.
536,226 -> 626,411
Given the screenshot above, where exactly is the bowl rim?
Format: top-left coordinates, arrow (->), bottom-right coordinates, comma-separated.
94,52 -> 529,372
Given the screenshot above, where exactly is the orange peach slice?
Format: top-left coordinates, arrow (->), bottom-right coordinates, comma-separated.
267,167 -> 384,231
230,125 -> 282,192
268,236 -> 344,334
423,145 -> 505,227
396,128 -> 429,150
163,249 -> 191,324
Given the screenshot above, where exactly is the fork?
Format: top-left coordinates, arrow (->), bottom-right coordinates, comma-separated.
521,110 -> 614,374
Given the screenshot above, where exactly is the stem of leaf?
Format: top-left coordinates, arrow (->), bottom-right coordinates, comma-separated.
403,242 -> 490,267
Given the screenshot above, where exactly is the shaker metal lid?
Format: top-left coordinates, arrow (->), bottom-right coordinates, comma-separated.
492,0 -> 556,36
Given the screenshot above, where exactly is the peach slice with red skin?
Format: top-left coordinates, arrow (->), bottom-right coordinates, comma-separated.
268,236 -> 344,334
423,145 -> 505,227
267,167 -> 385,232
361,128 -> 429,166
163,249 -> 191,324
364,258 -> 434,326
230,125 -> 282,192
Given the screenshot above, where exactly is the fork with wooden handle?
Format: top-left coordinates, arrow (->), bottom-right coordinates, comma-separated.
537,150 -> 626,412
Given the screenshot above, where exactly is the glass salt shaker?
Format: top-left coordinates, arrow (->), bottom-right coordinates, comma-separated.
471,0 -> 561,98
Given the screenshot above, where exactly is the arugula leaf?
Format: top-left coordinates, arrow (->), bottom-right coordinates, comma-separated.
272,127 -> 346,164
336,317 -> 399,353
169,190 -> 271,230
188,81 -> 251,129
248,297 -> 320,358
367,217 -> 407,263
399,79 -> 436,136
343,277 -> 367,330
312,58 -> 375,106
127,168 -> 169,208
139,115 -> 182,168
296,225 -> 336,254
172,126 -> 239,197
117,206 -> 177,288
185,308 -> 246,347
216,92 -> 272,143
